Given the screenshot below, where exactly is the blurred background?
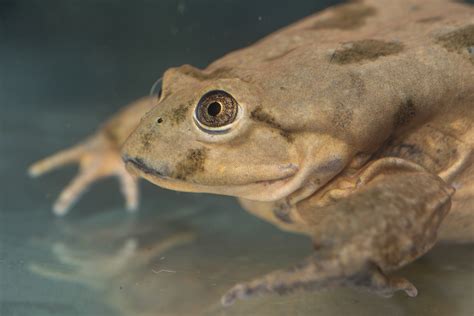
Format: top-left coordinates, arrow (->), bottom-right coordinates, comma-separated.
1,0 -> 473,315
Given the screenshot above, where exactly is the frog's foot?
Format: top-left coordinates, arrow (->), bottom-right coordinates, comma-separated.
28,133 -> 139,216
221,256 -> 417,306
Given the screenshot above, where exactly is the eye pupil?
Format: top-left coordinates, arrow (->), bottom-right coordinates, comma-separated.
207,102 -> 222,117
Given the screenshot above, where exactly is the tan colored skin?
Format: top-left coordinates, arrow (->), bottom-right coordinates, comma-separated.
30,0 -> 473,305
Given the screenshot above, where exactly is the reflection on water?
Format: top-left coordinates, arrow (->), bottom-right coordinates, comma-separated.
28,214 -> 203,316
20,203 -> 474,316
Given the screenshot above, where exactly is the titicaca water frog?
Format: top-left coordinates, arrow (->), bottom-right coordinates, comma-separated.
29,0 -> 473,306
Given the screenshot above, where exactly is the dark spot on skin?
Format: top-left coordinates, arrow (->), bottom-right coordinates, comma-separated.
140,130 -> 154,150
173,148 -> 208,180
156,117 -> 163,124
394,99 -> 416,128
332,102 -> 353,129
378,137 -> 429,168
171,103 -> 189,125
264,47 -> 298,62
387,143 -> 424,158
416,16 -> 443,23
435,24 -> 474,64
273,204 -> 293,223
349,72 -> 366,97
316,158 -> 343,173
331,39 -> 404,64
250,107 -> 294,142
310,4 -> 376,30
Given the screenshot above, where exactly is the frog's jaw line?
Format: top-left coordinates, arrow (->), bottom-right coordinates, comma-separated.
125,160 -> 302,201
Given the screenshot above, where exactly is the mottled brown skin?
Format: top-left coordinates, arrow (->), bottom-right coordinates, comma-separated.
31,0 -> 473,306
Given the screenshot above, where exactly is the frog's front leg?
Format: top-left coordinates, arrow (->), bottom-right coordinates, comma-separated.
29,97 -> 154,215
222,160 -> 454,305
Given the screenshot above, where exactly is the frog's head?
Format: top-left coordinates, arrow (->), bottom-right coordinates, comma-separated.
122,64 -> 352,202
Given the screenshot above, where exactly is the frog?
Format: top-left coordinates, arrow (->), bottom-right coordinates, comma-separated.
29,0 -> 473,306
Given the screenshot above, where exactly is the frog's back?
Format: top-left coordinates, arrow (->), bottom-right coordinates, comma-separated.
206,0 -> 473,149
209,0 -> 474,70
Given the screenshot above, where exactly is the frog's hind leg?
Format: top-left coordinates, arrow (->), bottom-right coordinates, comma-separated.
222,165 -> 454,305
28,133 -> 139,216
222,254 -> 417,306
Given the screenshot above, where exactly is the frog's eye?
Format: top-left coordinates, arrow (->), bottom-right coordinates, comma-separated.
194,90 -> 239,132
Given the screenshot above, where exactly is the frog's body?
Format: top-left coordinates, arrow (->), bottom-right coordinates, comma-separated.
30,0 -> 473,306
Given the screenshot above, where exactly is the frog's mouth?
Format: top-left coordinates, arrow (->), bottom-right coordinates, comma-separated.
124,156 -> 300,201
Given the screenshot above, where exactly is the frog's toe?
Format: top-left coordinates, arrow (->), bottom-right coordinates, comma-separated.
118,168 -> 139,212
375,275 -> 418,298
53,168 -> 99,216
30,134 -> 141,215
355,264 -> 418,298
28,143 -> 85,177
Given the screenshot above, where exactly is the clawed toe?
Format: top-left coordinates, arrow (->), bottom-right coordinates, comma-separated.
386,276 -> 418,297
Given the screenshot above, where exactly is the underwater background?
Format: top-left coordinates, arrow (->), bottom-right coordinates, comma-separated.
1,0 -> 473,315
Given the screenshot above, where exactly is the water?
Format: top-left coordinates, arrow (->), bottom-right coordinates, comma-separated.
1,1 -> 473,315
